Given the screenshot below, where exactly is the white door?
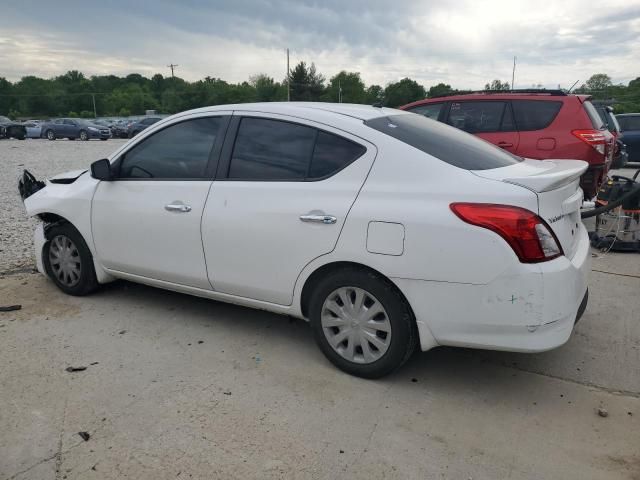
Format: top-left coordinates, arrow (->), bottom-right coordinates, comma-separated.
92,115 -> 228,289
202,114 -> 376,305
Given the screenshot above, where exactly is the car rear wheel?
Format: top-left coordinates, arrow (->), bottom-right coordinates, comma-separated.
46,129 -> 55,140
79,130 -> 88,141
309,267 -> 417,378
43,224 -> 98,296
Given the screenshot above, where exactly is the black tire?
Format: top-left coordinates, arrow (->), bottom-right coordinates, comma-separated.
46,129 -> 55,141
43,223 -> 99,296
79,130 -> 88,141
68,137 -> 75,141
100,138 -> 108,141
309,267 -> 417,379
17,136 -> 25,140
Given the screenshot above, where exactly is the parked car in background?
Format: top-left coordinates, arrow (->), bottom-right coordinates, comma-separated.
40,118 -> 111,141
616,114 -> 640,163
0,115 -> 27,140
401,90 -> 614,198
127,117 -> 161,137
22,120 -> 43,139
18,103 -> 590,378
594,105 -> 628,169
110,120 -> 130,139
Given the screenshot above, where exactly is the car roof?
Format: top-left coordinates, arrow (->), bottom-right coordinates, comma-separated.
182,102 -> 402,121
401,93 -> 588,110
616,113 -> 640,117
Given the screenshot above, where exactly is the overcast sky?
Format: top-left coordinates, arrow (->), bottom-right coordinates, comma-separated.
1,0 -> 639,89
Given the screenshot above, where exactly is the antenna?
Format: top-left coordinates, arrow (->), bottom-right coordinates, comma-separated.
567,79 -> 579,93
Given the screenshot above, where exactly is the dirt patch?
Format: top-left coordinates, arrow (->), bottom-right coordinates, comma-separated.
0,272 -> 81,321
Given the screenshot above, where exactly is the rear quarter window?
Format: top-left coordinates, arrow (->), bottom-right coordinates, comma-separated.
365,114 -> 522,170
512,100 -> 562,131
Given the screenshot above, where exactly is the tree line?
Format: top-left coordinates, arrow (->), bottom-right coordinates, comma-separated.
0,63 -> 638,119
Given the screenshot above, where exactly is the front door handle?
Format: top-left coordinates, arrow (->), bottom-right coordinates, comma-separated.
497,142 -> 513,148
165,203 -> 192,213
300,214 -> 337,224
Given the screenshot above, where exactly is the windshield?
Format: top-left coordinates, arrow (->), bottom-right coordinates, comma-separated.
365,114 -> 523,170
583,101 -> 606,130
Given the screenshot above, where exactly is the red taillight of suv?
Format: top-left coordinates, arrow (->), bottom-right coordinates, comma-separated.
450,203 -> 563,263
572,129 -> 607,155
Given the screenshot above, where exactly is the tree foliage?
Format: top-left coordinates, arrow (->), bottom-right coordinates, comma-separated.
484,79 -> 510,91
0,67 -> 638,117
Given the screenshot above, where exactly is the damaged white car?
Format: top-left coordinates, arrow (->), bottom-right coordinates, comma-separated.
19,103 -> 590,378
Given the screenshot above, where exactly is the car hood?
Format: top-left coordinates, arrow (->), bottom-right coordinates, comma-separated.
48,169 -> 87,184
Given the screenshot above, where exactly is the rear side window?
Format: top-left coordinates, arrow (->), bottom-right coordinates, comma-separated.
365,114 -> 522,170
446,101 -> 506,133
310,131 -> 366,178
582,101 -> 606,130
229,118 -> 316,180
512,100 -> 562,131
406,103 -> 444,120
228,117 -> 365,180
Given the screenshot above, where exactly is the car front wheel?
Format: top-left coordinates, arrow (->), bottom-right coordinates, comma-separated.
46,129 -> 55,140
43,224 -> 98,296
309,267 -> 417,378
79,130 -> 88,141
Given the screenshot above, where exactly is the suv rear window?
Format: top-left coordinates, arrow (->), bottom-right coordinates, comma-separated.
583,101 -> 606,130
512,100 -> 562,131
618,116 -> 640,131
365,114 -> 522,170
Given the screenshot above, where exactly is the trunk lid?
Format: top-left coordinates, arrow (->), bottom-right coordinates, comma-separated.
473,159 -> 588,258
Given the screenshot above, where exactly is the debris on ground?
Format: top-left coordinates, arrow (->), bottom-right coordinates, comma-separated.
223,391 -> 232,395
90,362 -> 99,365
598,407 -> 609,418
78,432 -> 91,441
118,330 -> 127,335
65,366 -> 87,372
0,305 -> 21,312
198,340 -> 204,344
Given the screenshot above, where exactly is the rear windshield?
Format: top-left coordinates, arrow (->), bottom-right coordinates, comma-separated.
583,101 -> 606,130
365,114 -> 522,170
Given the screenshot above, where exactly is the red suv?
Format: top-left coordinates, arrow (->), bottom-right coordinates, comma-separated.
400,90 -> 614,198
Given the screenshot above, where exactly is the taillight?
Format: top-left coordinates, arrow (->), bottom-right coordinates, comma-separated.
572,129 -> 606,155
450,203 -> 563,263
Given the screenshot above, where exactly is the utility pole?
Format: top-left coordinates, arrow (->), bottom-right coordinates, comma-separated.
167,63 -> 179,79
91,93 -> 97,118
286,49 -> 290,102
338,80 -> 342,103
511,56 -> 517,91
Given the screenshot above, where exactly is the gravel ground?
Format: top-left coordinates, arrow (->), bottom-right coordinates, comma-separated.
0,138 -> 127,273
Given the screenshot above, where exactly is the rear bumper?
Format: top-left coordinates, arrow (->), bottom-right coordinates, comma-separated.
393,223 -> 591,353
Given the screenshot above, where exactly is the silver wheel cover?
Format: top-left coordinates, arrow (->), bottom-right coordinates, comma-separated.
321,287 -> 392,364
48,235 -> 81,287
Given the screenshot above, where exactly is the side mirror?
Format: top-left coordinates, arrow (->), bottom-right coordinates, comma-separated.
91,159 -> 112,181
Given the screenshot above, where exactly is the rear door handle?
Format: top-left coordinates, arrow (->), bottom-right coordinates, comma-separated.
300,214 -> 337,224
165,203 -> 192,213
497,142 -> 513,148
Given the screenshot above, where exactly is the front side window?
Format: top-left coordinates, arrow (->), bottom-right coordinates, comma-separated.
118,117 -> 222,179
64,119 -> 76,125
447,101 -> 506,133
512,100 -> 562,131
407,103 -> 444,120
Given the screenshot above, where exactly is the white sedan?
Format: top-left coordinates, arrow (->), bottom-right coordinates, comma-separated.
18,103 -> 590,378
